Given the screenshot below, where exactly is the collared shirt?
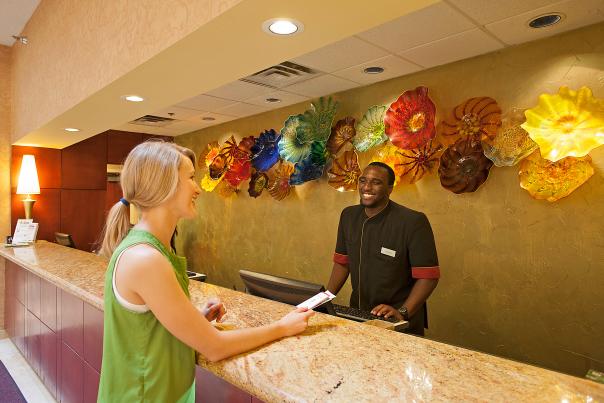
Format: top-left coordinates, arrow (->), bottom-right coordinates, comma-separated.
333,201 -> 440,312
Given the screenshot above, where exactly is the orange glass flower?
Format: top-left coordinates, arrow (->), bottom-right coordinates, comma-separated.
328,150 -> 361,192
482,108 -> 538,167
370,143 -> 406,186
268,161 -> 294,201
519,150 -> 594,202
327,117 -> 356,156
438,138 -> 493,194
396,140 -> 443,184
385,86 -> 436,150
440,97 -> 501,143
521,86 -> 604,162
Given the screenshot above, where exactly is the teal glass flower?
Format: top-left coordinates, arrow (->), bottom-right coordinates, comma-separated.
353,105 -> 388,152
296,97 -> 339,144
278,115 -> 312,163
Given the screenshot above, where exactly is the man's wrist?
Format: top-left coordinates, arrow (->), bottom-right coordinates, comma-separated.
398,305 -> 409,321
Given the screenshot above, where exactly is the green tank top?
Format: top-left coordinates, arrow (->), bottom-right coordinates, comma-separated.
97,229 -> 195,403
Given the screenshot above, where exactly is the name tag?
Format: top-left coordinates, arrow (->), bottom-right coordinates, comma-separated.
381,247 -> 396,257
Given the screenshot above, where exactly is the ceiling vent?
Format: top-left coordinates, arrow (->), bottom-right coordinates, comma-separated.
240,61 -> 322,89
129,115 -> 177,127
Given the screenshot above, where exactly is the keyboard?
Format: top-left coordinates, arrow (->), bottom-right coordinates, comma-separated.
332,304 -> 401,324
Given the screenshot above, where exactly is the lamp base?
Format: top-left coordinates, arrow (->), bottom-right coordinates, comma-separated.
23,197 -> 36,220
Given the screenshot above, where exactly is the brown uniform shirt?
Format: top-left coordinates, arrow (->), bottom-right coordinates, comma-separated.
334,201 -> 439,332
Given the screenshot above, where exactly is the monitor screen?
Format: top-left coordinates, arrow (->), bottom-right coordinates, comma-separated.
55,232 -> 75,248
239,269 -> 334,314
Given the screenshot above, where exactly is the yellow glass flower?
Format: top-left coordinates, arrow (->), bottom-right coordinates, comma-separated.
518,150 -> 594,202
521,86 -> 604,162
483,108 -> 538,167
370,143 -> 406,186
200,173 -> 223,192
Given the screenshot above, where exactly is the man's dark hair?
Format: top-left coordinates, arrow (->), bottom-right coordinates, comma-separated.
367,162 -> 395,186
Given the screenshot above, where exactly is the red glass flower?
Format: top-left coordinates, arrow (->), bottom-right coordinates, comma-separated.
384,86 -> 436,150
438,138 -> 493,193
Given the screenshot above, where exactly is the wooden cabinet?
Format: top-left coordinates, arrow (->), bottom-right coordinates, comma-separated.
3,259 -> 262,403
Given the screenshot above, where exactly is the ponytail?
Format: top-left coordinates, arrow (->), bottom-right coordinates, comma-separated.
97,200 -> 131,258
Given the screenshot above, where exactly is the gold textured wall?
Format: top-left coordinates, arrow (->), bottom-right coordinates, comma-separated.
0,45 -> 12,330
176,23 -> 604,377
10,0 -> 242,142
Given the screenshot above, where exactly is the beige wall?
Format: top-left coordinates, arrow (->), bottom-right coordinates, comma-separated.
176,23 -> 604,377
10,0 -> 242,142
0,45 -> 12,330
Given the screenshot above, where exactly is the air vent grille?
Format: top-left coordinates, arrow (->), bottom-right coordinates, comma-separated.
240,61 -> 322,89
129,115 -> 177,127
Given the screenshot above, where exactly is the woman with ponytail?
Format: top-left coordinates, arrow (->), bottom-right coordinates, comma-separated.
97,141 -> 313,403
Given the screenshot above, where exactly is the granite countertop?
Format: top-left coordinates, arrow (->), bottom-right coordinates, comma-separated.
2,241 -> 603,402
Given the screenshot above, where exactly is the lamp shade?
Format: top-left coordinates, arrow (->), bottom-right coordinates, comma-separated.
16,155 -> 41,195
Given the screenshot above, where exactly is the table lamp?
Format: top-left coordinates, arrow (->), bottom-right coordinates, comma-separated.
16,154 -> 41,219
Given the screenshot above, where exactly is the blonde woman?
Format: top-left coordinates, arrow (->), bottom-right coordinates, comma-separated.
97,141 -> 313,402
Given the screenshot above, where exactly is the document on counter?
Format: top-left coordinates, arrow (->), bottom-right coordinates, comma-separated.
12,220 -> 38,244
296,290 -> 336,310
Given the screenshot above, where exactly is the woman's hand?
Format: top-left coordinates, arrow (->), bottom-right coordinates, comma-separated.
276,307 -> 314,337
202,297 -> 226,322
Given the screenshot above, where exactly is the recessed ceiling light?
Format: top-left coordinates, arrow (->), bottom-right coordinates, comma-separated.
363,66 -> 384,74
262,19 -> 304,36
64,127 -> 80,132
123,95 -> 144,102
202,117 -> 216,121
528,13 -> 564,29
265,97 -> 282,103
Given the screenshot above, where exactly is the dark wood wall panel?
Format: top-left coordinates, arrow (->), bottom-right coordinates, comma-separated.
60,190 -> 106,252
107,130 -> 142,164
11,189 -> 61,241
11,146 -> 62,190
62,133 -> 107,190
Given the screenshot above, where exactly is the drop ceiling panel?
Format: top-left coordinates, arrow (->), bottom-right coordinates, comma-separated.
399,28 -> 504,68
245,90 -> 310,108
114,123 -> 177,136
447,0 -> 560,25
290,36 -> 390,73
332,55 -> 422,85
205,80 -> 275,101
195,112 -> 238,125
357,2 -> 476,54
152,106 -> 205,120
283,74 -> 360,98
215,102 -> 270,118
176,94 -> 236,112
485,0 -> 604,45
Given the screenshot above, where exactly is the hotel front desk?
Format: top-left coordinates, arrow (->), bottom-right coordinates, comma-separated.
2,241 -> 603,402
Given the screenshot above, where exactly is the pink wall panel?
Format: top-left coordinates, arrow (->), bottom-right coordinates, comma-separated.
61,290 -> 84,357
83,303 -> 103,372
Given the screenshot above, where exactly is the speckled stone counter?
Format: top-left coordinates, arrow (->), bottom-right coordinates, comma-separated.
2,241 -> 603,402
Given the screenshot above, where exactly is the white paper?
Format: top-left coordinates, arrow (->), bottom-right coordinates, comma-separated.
13,222 -> 38,244
296,290 -> 336,310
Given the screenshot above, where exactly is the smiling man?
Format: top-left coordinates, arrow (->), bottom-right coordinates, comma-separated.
327,162 -> 440,336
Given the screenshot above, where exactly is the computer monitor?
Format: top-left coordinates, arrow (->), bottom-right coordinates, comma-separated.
239,269 -> 335,314
55,232 -> 76,248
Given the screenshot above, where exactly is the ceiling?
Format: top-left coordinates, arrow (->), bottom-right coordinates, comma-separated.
114,0 -> 604,137
0,0 -> 40,46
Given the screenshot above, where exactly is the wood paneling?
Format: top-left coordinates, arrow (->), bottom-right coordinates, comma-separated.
61,290 -> 84,357
62,133 -> 107,190
40,323 -> 58,399
83,303 -> 103,372
106,130 -> 142,164
11,188 -> 61,242
27,271 -> 41,319
26,310 -> 42,375
60,189 -> 106,252
11,146 -> 61,190
14,300 -> 26,354
105,181 -> 122,214
61,342 -> 84,403
196,366 -> 252,403
83,362 -> 100,403
41,277 -> 58,331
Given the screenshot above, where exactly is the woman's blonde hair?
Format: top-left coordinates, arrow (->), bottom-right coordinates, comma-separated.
97,141 -> 196,258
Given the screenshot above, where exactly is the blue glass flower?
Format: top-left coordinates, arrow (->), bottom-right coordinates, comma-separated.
251,129 -> 281,172
279,115 -> 312,163
289,156 -> 325,185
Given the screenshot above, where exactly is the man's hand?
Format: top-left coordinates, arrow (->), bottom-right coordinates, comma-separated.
202,297 -> 226,322
371,304 -> 403,321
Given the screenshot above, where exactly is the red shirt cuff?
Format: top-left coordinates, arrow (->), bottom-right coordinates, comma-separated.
333,252 -> 349,265
412,266 -> 440,279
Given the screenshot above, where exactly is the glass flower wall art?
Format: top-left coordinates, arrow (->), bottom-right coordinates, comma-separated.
439,97 -> 502,144
521,86 -> 604,162
518,150 -> 594,202
384,86 -> 436,150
